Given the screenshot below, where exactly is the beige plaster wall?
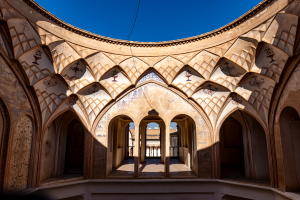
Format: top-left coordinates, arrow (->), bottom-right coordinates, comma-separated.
40,122 -> 56,182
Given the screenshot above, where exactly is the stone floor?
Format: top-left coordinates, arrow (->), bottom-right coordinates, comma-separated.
221,165 -> 271,187
41,174 -> 83,186
107,158 -> 197,179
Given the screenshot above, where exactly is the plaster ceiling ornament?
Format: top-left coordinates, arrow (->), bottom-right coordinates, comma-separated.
85,52 -> 116,81
0,0 -> 23,21
34,75 -> 70,124
216,92 -> 267,131
99,68 -> 131,99
48,41 -> 81,73
69,43 -> 98,58
37,27 -> 62,45
104,52 -> 130,65
224,38 -> 258,72
192,83 -> 230,127
280,0 -> 300,16
188,51 -> 220,80
172,51 -> 200,64
235,74 -> 276,124
153,56 -> 184,84
251,43 -> 288,82
137,70 -> 164,85
242,17 -> 274,42
61,61 -> 95,93
19,47 -> 56,85
78,83 -> 112,124
119,57 -> 149,84
138,56 -> 166,67
0,0 -> 297,147
172,67 -> 205,97
7,18 -> 42,58
210,59 -> 246,91
262,13 -> 298,56
206,40 -> 235,57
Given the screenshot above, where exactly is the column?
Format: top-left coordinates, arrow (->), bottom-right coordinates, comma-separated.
134,127 -> 140,177
160,123 -> 165,163
165,126 -> 170,177
141,123 -> 146,163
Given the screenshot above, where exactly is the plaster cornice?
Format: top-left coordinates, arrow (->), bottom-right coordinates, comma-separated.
24,0 -> 275,48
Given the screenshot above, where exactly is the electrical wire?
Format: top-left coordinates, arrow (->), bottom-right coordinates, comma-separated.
127,0 -> 153,109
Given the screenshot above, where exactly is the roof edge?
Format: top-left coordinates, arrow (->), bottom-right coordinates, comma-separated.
24,0 -> 274,47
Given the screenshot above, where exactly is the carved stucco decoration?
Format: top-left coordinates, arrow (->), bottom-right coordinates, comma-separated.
0,0 -> 297,139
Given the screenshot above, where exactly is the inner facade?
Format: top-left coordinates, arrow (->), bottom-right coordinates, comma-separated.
1,0 -> 300,199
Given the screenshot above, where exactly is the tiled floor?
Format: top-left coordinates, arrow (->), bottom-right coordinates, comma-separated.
108,158 -> 197,179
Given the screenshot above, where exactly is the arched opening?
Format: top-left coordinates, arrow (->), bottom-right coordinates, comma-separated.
64,119 -> 84,174
220,117 -> 245,179
138,115 -> 165,178
169,115 -> 197,178
0,97 -> 10,192
40,111 -> 86,184
170,122 -> 179,158
107,115 -> 135,178
279,106 -> 300,192
145,122 -> 161,158
219,110 -> 270,184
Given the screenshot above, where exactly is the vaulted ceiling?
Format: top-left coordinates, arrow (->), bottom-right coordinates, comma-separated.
0,0 -> 298,132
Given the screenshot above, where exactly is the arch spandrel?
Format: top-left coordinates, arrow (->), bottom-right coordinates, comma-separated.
94,83 -> 212,150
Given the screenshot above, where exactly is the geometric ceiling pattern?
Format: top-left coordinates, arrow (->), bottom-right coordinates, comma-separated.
2,0 -> 299,132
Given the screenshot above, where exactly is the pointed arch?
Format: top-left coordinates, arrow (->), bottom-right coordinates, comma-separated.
136,68 -> 168,86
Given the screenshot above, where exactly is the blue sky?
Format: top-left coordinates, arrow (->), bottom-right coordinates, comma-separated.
35,0 -> 262,42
